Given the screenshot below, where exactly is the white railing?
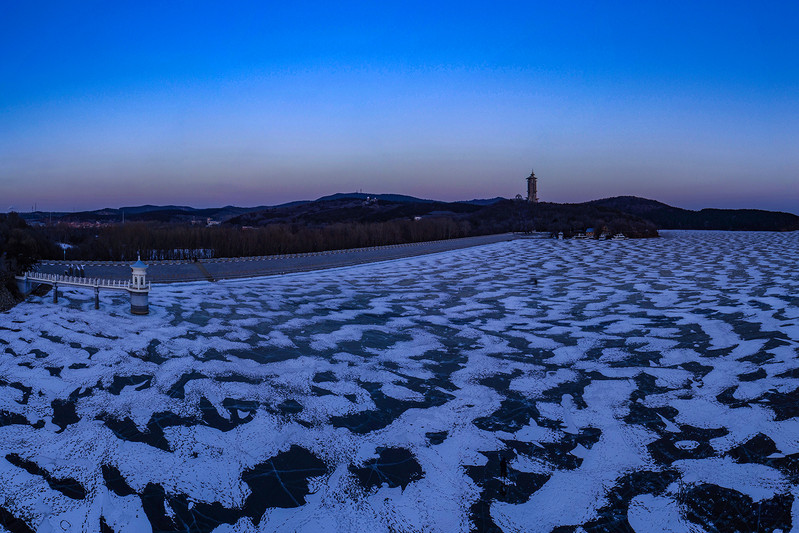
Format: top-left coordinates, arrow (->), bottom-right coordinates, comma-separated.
22,272 -> 150,291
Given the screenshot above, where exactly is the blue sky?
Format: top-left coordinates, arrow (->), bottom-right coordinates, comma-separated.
1,1 -> 797,213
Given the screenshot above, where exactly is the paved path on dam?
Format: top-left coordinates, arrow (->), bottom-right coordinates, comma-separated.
36,233 -> 525,283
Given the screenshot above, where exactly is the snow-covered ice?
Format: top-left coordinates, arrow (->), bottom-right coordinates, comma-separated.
1,230 -> 798,532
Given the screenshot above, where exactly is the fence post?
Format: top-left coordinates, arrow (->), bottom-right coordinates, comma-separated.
53,283 -> 58,303
94,286 -> 100,309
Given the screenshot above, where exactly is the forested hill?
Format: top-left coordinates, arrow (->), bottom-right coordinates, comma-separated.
11,194 -> 796,264
230,197 -> 660,238
20,193 -> 503,225
227,197 -> 483,226
588,197 -> 799,231
0,213 -> 60,310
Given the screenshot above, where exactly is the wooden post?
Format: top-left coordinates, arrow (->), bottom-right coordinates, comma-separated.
94,287 -> 100,309
53,283 -> 58,303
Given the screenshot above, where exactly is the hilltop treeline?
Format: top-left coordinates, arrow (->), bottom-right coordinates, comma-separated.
228,198 -> 481,226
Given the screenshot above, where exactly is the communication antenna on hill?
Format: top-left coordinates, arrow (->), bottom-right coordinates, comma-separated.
526,169 -> 539,203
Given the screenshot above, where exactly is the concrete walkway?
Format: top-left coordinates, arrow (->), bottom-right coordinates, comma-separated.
36,233 -> 521,283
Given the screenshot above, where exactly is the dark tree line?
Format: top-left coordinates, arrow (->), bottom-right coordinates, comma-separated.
468,199 -> 659,238
0,213 -> 59,273
32,199 -> 657,263
40,218 -> 473,262
0,213 -> 61,302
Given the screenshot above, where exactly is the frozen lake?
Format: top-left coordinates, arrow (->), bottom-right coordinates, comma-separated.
1,230 -> 798,532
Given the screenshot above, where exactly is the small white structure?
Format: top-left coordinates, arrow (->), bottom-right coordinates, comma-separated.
128,254 -> 150,315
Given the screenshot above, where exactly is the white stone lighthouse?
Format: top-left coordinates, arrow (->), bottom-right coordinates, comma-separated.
128,254 -> 150,315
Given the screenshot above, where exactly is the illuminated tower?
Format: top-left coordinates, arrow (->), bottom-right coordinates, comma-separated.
128,253 -> 150,315
526,169 -> 538,203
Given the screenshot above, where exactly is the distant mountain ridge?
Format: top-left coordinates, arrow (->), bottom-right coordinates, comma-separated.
18,193 -> 798,231
588,196 -> 799,231
20,192 -> 500,223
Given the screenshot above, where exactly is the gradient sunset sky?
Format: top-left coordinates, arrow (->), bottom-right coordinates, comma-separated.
2,1 -> 797,213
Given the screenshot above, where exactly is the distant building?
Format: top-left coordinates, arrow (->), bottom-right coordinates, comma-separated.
526,169 -> 538,203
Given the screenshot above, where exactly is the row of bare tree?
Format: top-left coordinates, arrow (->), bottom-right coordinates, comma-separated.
40,217 -> 474,261
31,199 -> 658,263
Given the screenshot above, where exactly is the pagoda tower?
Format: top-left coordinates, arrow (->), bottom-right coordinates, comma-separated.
526,169 -> 538,203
